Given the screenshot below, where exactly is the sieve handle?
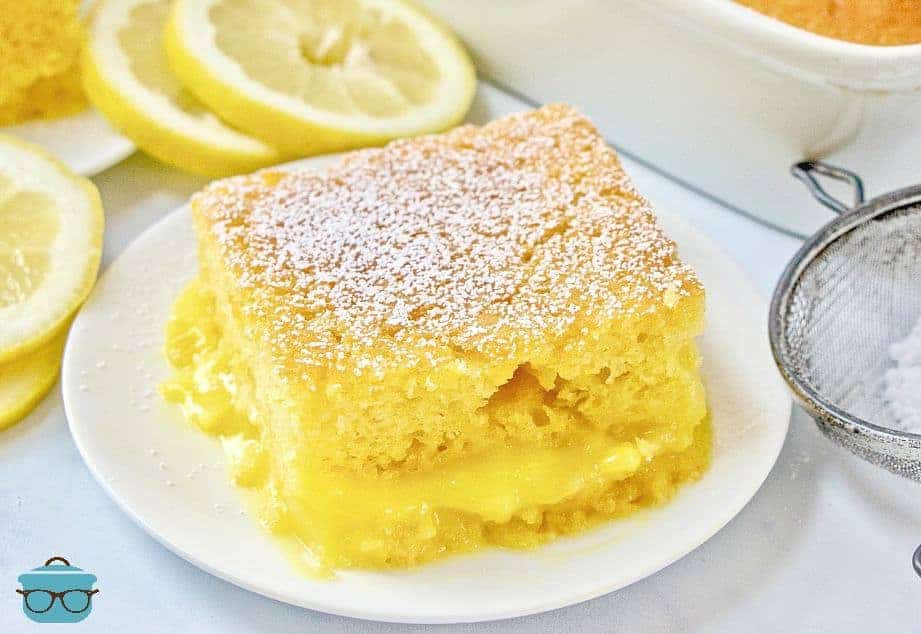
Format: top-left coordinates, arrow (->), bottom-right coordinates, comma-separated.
791,161 -> 865,215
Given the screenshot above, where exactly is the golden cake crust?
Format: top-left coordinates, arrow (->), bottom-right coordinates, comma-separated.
192,105 -> 701,379
735,0 -> 921,46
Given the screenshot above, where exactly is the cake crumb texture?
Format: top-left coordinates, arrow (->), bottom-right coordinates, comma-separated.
0,0 -> 87,125
189,104 -> 705,475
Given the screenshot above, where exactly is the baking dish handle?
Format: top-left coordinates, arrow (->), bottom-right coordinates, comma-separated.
791,161 -> 865,215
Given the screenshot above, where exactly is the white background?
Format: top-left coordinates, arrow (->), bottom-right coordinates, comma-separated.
2,84 -> 920,632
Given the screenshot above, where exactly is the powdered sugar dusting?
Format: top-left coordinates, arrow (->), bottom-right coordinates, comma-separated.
883,314 -> 921,433
192,105 -> 701,374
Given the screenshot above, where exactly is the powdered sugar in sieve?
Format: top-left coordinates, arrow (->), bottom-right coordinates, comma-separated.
884,314 -> 921,434
770,162 -> 921,481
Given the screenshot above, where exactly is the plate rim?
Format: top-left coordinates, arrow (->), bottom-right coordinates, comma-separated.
3,107 -> 134,176
62,158 -> 791,624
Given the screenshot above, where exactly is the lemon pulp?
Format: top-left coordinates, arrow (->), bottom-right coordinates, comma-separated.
209,0 -> 441,118
165,0 -> 476,154
162,282 -> 711,574
0,177 -> 58,309
0,135 -> 103,363
118,1 -> 208,116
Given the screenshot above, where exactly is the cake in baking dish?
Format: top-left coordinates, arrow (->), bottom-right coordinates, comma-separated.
161,104 -> 711,572
735,0 -> 921,45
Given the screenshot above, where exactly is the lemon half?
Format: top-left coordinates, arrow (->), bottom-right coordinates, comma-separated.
165,0 -> 476,155
0,329 -> 66,430
0,135 -> 103,364
83,0 -> 281,177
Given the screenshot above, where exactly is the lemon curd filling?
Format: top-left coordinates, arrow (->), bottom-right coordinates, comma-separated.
163,282 -> 710,571
161,106 -> 711,572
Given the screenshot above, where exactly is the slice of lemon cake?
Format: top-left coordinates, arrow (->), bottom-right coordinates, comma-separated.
162,104 -> 710,572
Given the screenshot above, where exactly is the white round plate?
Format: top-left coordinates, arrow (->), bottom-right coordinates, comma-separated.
3,108 -> 134,176
62,156 -> 791,624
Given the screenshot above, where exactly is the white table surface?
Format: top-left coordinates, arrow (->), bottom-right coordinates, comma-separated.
2,82 -> 920,633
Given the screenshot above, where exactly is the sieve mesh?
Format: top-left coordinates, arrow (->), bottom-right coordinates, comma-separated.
773,164 -> 921,480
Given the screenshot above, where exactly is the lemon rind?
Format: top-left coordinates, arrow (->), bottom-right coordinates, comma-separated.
0,329 -> 66,430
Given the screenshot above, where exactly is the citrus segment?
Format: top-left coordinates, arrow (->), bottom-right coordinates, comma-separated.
82,0 -> 281,177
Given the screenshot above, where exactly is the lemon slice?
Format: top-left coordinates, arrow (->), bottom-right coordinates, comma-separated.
0,329 -> 66,430
165,0 -> 476,155
0,135 -> 103,364
82,0 -> 281,177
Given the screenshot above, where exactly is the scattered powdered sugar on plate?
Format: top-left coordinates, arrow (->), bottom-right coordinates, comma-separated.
883,314 -> 921,433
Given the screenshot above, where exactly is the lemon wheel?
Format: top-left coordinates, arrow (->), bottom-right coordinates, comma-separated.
165,0 -> 476,155
0,329 -> 66,430
82,0 -> 281,177
0,135 -> 103,364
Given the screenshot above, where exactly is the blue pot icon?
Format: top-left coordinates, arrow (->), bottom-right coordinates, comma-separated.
17,557 -> 98,623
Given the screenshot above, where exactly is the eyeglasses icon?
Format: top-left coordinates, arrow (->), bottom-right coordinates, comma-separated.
16,588 -> 99,614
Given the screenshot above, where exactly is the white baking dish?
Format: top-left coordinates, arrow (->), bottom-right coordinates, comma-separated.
420,0 -> 921,236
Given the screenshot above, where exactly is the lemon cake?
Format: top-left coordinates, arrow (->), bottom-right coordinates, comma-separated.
0,1 -> 87,125
162,105 -> 710,572
735,0 -> 921,45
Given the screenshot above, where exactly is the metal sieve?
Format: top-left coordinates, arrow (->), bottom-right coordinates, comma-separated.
769,160 -> 921,481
